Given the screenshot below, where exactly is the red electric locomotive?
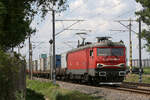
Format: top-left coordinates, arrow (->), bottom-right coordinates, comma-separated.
62,37 -> 126,84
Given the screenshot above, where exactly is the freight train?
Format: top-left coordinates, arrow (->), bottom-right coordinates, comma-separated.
56,37 -> 127,84
29,37 -> 127,84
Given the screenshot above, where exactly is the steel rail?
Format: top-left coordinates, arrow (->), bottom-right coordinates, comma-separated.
107,86 -> 150,95
122,82 -> 150,87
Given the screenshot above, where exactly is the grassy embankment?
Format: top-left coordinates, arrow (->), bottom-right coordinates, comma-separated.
26,79 -> 104,100
26,67 -> 150,100
125,67 -> 150,83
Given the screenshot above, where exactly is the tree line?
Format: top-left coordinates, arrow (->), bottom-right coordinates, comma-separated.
0,0 -> 68,51
0,0 -> 150,52
0,0 -> 68,100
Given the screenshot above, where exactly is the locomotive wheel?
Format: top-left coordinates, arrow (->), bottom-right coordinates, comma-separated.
91,77 -> 99,86
69,73 -> 74,80
83,74 -> 89,81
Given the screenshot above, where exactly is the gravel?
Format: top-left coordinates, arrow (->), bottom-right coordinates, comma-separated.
57,81 -> 150,100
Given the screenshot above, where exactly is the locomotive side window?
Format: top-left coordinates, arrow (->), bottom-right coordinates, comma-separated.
97,48 -> 111,56
112,48 -> 124,56
90,50 -> 93,56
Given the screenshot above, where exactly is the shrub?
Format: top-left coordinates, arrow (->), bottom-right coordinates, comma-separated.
0,50 -> 26,100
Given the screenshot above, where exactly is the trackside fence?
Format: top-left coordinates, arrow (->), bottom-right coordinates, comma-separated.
132,59 -> 150,68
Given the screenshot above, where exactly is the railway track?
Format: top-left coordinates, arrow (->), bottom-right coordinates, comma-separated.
122,82 -> 150,87
58,81 -> 150,96
33,77 -> 150,96
105,85 -> 150,95
114,82 -> 150,95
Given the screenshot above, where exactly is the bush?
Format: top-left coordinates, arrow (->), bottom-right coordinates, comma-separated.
0,50 -> 26,100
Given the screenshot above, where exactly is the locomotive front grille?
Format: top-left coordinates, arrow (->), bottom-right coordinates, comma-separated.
119,71 -> 126,76
99,71 -> 106,76
99,71 -> 120,77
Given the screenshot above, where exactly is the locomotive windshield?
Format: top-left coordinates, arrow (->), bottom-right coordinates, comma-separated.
112,48 -> 124,56
97,48 -> 124,56
97,48 -> 111,56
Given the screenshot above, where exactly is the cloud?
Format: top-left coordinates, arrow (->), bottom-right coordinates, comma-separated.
23,0 -> 150,60
70,0 -> 84,11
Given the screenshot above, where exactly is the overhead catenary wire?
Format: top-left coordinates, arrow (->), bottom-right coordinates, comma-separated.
30,0 -> 143,57
56,1 -> 123,35
55,20 -> 84,37
55,4 -> 142,50
54,1 -> 134,41
92,8 -> 138,33
93,5 -> 144,32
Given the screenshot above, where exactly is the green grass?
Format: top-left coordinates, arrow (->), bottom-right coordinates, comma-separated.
124,74 -> 150,83
26,79 -> 104,100
127,66 -> 150,75
143,67 -> 150,74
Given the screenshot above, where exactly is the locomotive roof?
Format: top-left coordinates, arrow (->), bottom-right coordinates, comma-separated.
67,40 -> 125,53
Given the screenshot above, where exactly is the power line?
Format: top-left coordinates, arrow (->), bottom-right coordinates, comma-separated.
116,18 -> 139,73
55,20 -> 84,37
65,28 -> 92,32
63,42 -> 75,49
109,29 -> 128,32
115,20 -> 137,34
59,1 -> 123,33
92,8 -> 138,33
55,19 -> 84,21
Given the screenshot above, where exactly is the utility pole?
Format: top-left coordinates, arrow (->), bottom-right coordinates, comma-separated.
29,37 -> 30,78
129,18 -> 132,73
49,39 -> 53,80
29,37 -> 33,80
115,19 -> 137,73
50,12 -> 84,83
50,44 -> 53,80
139,18 -> 142,83
52,10 -> 56,85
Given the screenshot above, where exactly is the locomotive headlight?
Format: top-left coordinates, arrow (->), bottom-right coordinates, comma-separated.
120,64 -> 125,67
97,63 -> 103,68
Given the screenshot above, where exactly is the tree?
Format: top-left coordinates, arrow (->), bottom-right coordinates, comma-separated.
0,2 -> 7,27
135,0 -> 150,52
0,0 -> 68,51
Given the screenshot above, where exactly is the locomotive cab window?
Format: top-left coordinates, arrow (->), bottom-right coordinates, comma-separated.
97,48 -> 111,56
90,50 -> 93,56
97,48 -> 124,56
112,48 -> 124,56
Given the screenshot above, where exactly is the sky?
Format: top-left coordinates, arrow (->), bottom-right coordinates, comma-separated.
19,0 -> 150,61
